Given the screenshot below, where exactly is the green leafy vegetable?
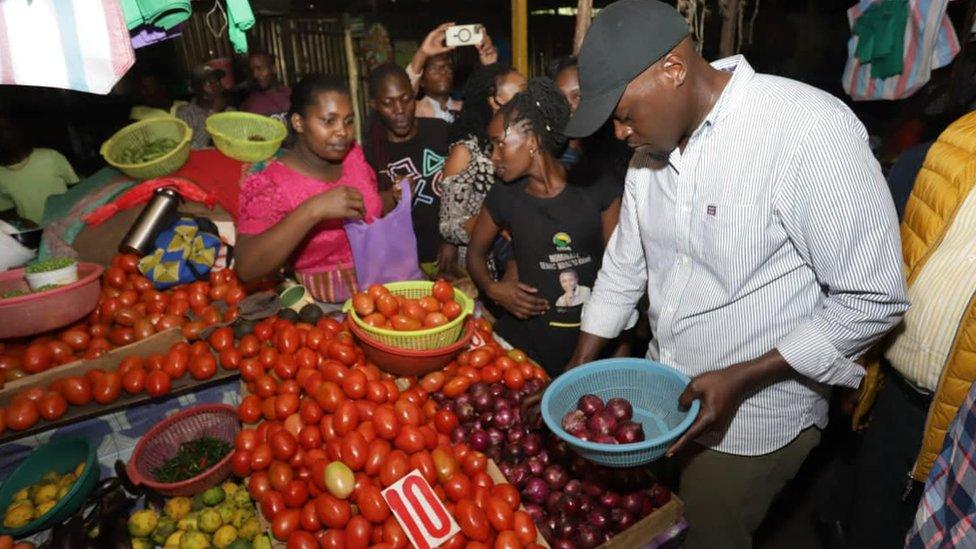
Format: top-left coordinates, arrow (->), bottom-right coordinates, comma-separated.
118,137 -> 179,165
25,257 -> 75,274
152,437 -> 232,483
2,289 -> 29,299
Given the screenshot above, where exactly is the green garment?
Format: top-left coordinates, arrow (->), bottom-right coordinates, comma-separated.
0,149 -> 79,225
227,0 -> 255,54
119,0 -> 191,31
853,0 -> 909,79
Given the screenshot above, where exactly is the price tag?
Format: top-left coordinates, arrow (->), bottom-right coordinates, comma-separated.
382,470 -> 460,549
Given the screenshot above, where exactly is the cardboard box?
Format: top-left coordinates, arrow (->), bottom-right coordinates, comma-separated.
0,328 -> 239,444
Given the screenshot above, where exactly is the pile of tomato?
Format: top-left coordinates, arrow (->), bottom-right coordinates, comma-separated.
0,254 -> 245,384
230,313 -> 549,548
350,280 -> 463,331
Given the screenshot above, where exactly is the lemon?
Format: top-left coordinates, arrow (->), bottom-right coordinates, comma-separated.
213,524 -> 238,548
32,484 -> 57,505
198,508 -> 222,534
4,501 -> 34,529
164,530 -> 184,549
35,500 -> 56,517
165,496 -> 193,521
128,509 -> 160,538
237,518 -> 261,540
180,530 -> 212,549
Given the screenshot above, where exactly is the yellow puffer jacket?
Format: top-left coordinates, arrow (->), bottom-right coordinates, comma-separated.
856,111 -> 976,481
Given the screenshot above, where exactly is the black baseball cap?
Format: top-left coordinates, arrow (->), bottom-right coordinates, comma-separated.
565,0 -> 689,138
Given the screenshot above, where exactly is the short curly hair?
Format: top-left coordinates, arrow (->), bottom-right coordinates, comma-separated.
496,77 -> 570,157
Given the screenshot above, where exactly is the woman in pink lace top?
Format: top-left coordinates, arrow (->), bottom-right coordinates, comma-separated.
236,76 -> 383,303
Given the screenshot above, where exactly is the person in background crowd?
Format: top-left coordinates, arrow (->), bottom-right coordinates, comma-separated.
137,72 -> 172,111
0,114 -> 78,225
439,63 -> 527,273
175,65 -> 232,149
235,75 -> 382,304
365,62 -> 454,273
407,23 -> 499,123
562,2 -> 909,547
550,56 -> 583,166
241,51 -> 291,122
466,78 -> 622,377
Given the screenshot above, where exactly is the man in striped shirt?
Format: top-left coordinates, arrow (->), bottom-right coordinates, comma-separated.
564,1 -> 909,547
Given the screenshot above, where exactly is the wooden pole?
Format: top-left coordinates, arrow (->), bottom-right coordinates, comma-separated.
344,27 -> 362,143
573,0 -> 593,56
512,0 -> 529,75
718,0 -> 741,57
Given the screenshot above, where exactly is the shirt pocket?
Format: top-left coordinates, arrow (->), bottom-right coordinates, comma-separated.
695,203 -> 766,288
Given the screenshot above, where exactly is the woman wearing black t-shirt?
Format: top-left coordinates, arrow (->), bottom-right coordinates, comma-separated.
466,78 -> 622,377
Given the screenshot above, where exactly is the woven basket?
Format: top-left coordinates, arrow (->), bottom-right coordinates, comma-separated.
100,117 -> 191,180
206,112 -> 287,162
343,281 -> 474,351
126,404 -> 239,496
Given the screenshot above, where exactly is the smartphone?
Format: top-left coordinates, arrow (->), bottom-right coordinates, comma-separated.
445,24 -> 484,47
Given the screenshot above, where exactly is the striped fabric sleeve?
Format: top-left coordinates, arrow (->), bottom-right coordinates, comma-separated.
774,113 -> 909,388
581,167 -> 648,339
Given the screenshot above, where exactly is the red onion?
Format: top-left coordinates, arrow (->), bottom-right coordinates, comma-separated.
553,540 -> 577,549
498,462 -> 513,478
543,465 -> 568,490
579,495 -> 593,515
493,408 -> 515,429
524,503 -> 545,523
648,483 -> 671,507
536,449 -> 550,465
576,524 -> 601,549
570,428 -> 592,442
614,420 -> 645,444
610,508 -> 634,532
639,496 -> 654,518
594,434 -> 618,445
577,394 -> 605,416
564,479 -> 582,496
489,383 -> 505,398
602,531 -> 613,544
493,398 -> 511,412
587,412 -> 617,436
605,398 -> 633,421
522,433 -> 543,457
522,477 -> 550,505
506,428 -> 526,444
599,491 -> 621,508
486,447 -> 502,463
503,444 -> 523,463
545,491 -> 563,513
587,509 -> 609,531
487,428 -> 505,447
472,391 -> 492,412
508,463 -> 529,488
581,480 -> 603,498
544,516 -> 558,538
561,493 -> 583,516
621,492 -> 644,515
469,430 -> 489,452
450,426 -> 467,444
471,382 -> 488,395
455,401 -> 475,422
555,516 -> 576,539
527,457 -> 545,476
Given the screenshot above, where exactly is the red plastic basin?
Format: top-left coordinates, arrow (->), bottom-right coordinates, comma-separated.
0,262 -> 103,339
349,318 -> 475,377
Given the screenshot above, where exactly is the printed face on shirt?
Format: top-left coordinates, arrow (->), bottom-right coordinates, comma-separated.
488,113 -> 537,182
371,74 -> 417,140
421,54 -> 454,97
612,49 -> 691,157
292,90 -> 355,163
559,269 -> 579,293
554,66 -> 581,115
249,53 -> 276,90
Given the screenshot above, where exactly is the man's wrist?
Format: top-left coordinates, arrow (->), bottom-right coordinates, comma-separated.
727,350 -> 793,393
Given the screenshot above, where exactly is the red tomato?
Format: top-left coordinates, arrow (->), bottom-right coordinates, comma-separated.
314,381 -> 345,413
390,315 -> 422,331
375,293 -> 398,317
444,474 -> 472,502
442,376 -> 471,398
469,349 -> 492,369
272,508 -> 300,541
270,431 -> 298,462
340,431 -> 368,471
456,500 -> 489,542
300,500 -> 321,532
371,406 -> 399,441
218,348 -> 241,371
239,334 -> 261,357
269,461 -> 294,491
93,372 -> 122,404
5,401 -> 38,431
495,531 -> 523,549
275,393 -> 300,419
236,429 -> 258,453
358,437 -> 389,477
334,400 -> 359,437
189,354 -> 217,381
22,345 -> 53,374
255,375 -> 278,399
393,401 -> 421,427
145,370 -> 171,397
434,409 -> 459,434
232,450 -> 252,477
512,511 -> 537,545
503,367 -> 525,390
162,349 -> 189,379
432,280 -> 454,302
315,494 -> 352,528
491,484 -> 521,510
277,327 -> 301,356
463,452 -> 488,476
379,451 -> 410,487
248,471 -> 272,501
442,300 -> 463,320
356,485 -> 390,524
104,267 -> 126,289
410,451 -> 437,484
352,293 -> 376,317
419,371 -> 446,393
47,340 -> 74,365
327,342 -> 357,366
299,424 -> 322,450
320,360 -> 348,384
394,425 -> 425,454
432,448 -> 458,483
283,479 -> 308,508
59,376 -> 92,405
238,395 -> 263,423
423,312 -> 449,328
250,445 -> 273,471
299,399 -> 323,425
287,530 -> 318,549
340,369 -> 366,400
320,530 -> 347,549
345,515 -> 372,549
487,496 -> 515,532
37,392 -> 67,421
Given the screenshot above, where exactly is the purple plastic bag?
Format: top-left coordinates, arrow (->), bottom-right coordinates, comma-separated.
344,180 -> 424,288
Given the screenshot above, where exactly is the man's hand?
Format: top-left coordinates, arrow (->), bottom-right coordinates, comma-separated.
421,23 -> 456,58
666,350 -> 794,458
487,279 -> 549,319
436,242 -> 460,279
475,27 -> 497,65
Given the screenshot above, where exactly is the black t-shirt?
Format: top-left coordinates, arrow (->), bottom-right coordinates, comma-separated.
366,118 -> 449,263
484,178 -> 621,315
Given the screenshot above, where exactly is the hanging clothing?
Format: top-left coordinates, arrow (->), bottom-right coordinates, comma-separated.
118,0 -> 190,31
226,0 -> 255,54
843,0 -> 960,101
0,0 -> 135,95
130,23 -> 184,49
852,0 -> 909,79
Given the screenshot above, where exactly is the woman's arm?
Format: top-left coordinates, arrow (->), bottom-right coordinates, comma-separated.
467,209 -> 548,319
235,187 -> 365,282
438,144 -> 475,244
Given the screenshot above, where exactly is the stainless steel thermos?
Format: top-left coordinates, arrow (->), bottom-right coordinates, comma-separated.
118,187 -> 182,255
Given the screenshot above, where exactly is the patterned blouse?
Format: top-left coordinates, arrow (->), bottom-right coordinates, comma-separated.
438,136 -> 497,247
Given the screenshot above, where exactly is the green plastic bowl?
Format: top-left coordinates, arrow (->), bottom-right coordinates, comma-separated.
0,438 -> 98,537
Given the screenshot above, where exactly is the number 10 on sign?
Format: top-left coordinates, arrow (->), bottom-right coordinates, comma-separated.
382,470 -> 461,548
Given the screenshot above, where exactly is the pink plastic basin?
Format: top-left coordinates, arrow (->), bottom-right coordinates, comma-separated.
0,262 -> 103,339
